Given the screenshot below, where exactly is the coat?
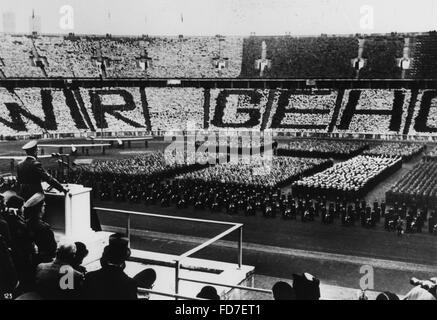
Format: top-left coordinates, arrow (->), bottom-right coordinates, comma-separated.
16,156 -> 65,200
82,265 -> 137,300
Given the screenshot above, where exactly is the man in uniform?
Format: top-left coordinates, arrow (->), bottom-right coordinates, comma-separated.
17,141 -> 68,200
24,193 -> 57,265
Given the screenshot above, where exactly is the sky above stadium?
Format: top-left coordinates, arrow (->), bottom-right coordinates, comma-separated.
1,0 -> 436,36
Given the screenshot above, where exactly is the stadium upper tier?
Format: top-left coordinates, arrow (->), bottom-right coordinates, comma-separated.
0,32 -> 436,79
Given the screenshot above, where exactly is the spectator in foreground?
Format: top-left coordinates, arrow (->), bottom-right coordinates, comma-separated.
403,280 -> 437,300
24,193 -> 57,264
376,292 -> 400,300
0,234 -> 18,300
292,273 -> 321,300
83,235 -> 137,300
196,286 -> 220,300
72,242 -> 89,274
134,268 -> 157,300
34,240 -> 84,300
272,281 -> 296,300
2,192 -> 34,293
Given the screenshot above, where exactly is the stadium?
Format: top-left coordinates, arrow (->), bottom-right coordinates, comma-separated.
0,0 -> 436,302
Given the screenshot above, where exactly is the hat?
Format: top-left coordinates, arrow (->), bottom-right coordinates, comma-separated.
74,241 -> 89,260
134,268 -> 157,289
102,233 -> 131,265
22,140 -> 38,151
196,286 -> 220,300
6,194 -> 24,209
23,192 -> 45,209
0,190 -> 17,203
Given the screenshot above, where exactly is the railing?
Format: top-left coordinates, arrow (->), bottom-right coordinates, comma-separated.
94,207 -> 245,300
137,288 -> 205,300
178,277 -> 272,294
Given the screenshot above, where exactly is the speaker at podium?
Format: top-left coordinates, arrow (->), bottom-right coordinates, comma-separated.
42,183 -> 94,238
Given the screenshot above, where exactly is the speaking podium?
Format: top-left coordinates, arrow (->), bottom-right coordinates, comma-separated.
43,183 -> 93,238
42,183 -> 109,264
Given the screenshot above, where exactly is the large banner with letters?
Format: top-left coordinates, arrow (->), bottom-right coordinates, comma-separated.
0,87 -> 436,136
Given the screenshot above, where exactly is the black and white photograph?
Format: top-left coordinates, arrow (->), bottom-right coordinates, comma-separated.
0,0 -> 436,308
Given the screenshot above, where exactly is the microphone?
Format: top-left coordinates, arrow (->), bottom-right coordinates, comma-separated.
57,159 -> 70,167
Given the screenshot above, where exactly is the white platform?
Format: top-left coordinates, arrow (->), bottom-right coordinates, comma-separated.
85,249 -> 255,300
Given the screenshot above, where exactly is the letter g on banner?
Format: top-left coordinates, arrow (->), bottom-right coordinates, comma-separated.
59,5 -> 74,30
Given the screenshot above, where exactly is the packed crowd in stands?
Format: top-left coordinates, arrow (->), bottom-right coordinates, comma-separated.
410,32 -> 437,79
277,139 -> 368,159
387,159 -> 437,208
8,35 -> 244,79
1,85 -> 437,137
240,36 -> 357,78
146,88 -> 204,131
33,36 -> 100,78
334,90 -> 410,134
1,33 -> 437,79
270,91 -> 338,132
364,142 -> 425,160
359,36 -> 404,79
293,155 -> 402,199
144,36 -> 243,78
0,35 -> 44,78
0,87 -> 89,136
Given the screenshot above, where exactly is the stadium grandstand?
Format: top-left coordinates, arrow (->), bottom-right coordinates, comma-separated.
0,5 -> 437,303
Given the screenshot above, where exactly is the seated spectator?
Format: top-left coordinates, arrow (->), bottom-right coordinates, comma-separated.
0,233 -> 18,300
0,191 -> 14,246
196,286 -> 220,300
403,286 -> 436,300
272,281 -> 296,300
34,240 -> 84,300
72,242 -> 89,274
134,268 -> 157,300
1,192 -> 34,293
83,234 -> 137,300
376,292 -> 400,300
100,233 -> 132,268
24,193 -> 57,264
292,273 -> 321,300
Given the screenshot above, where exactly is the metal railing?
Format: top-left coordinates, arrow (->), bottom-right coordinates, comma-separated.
94,207 -> 245,300
137,288 -> 205,300
178,277 -> 272,294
